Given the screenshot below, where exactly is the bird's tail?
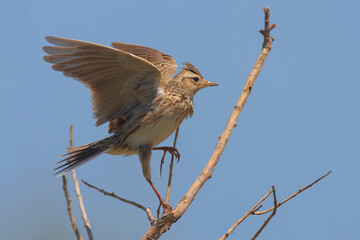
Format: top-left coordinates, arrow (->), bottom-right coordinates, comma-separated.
55,136 -> 114,175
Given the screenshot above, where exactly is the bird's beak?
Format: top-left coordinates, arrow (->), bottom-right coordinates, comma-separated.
204,80 -> 219,87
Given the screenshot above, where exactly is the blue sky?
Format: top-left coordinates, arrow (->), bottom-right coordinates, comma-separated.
1,0 -> 359,239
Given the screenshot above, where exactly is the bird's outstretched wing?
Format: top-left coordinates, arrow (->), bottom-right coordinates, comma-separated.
111,42 -> 177,86
43,36 -> 165,126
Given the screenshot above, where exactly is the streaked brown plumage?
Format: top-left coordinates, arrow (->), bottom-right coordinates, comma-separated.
43,36 -> 218,210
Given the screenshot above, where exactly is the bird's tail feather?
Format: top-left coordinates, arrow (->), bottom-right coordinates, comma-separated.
55,136 -> 113,175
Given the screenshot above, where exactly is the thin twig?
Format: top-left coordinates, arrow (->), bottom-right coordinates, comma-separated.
67,125 -> 94,240
82,180 -> 156,224
165,127 -> 180,204
62,175 -> 83,240
157,127 -> 180,218
259,8 -> 276,49
62,125 -> 83,240
219,188 -> 273,240
141,7 -> 276,240
220,171 -> 331,239
251,185 -> 278,240
72,170 -> 93,240
253,171 -> 332,215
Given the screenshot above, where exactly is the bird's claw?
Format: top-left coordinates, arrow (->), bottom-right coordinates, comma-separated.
153,146 -> 180,161
157,201 -> 172,218
153,146 -> 181,177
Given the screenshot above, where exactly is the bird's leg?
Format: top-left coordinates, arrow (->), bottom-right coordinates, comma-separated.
147,179 -> 172,217
153,146 -> 180,176
140,143 -> 172,217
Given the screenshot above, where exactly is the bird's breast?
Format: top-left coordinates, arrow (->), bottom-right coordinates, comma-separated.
107,95 -> 193,156
125,113 -> 184,150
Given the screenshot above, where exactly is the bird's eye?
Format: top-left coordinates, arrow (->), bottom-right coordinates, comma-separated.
192,77 -> 199,82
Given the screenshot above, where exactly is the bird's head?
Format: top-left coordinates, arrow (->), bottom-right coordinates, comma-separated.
175,62 -> 218,98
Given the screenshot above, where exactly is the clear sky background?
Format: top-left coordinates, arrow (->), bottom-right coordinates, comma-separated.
1,1 -> 359,239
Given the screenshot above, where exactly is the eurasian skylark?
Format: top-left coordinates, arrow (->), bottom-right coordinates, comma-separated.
43,36 -> 218,210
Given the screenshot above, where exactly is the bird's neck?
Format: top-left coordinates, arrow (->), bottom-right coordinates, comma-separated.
165,78 -> 194,100
163,81 -> 194,119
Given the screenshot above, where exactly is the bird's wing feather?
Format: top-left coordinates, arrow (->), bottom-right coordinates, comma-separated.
111,42 -> 177,86
43,36 -> 162,126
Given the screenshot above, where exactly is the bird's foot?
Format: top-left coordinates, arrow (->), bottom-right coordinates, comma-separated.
163,202 -> 172,212
153,146 -> 180,176
153,146 -> 180,160
147,179 -> 172,218
157,201 -> 172,218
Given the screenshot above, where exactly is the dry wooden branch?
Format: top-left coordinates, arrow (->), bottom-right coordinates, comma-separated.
220,171 -> 331,239
219,188 -> 273,240
82,180 -> 156,224
253,171 -> 332,215
62,125 -> 83,240
71,170 -> 93,240
62,175 -> 83,240
67,125 -> 94,240
157,127 -> 181,218
165,127 -> 180,204
140,7 -> 276,240
251,186 -> 277,240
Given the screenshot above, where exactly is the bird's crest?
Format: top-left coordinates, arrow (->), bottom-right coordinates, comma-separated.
182,62 -> 203,77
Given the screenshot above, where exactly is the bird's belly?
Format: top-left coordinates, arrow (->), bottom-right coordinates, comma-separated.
126,115 -> 183,150
106,147 -> 137,156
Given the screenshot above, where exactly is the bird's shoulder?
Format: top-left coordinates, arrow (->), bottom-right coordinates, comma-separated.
108,87 -> 165,134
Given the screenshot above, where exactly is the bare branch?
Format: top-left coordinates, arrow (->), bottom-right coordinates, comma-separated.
221,171 -> 331,239
82,180 -> 156,225
253,171 -> 331,215
62,175 -> 83,240
165,127 -> 180,203
141,7 -> 276,240
72,170 -> 93,240
62,125 -> 83,240
259,7 -> 276,49
219,188 -> 273,240
156,127 -> 181,218
251,185 -> 278,240
67,125 -> 94,240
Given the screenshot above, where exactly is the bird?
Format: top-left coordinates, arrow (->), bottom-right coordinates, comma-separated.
43,36 -> 218,211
